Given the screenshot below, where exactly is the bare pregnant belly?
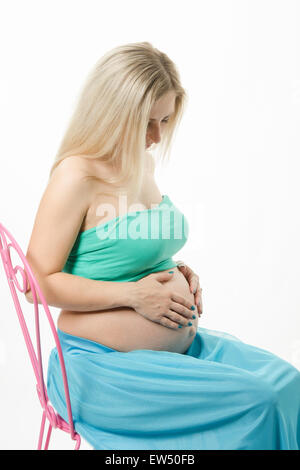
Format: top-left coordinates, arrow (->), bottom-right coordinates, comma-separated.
57,267 -> 198,354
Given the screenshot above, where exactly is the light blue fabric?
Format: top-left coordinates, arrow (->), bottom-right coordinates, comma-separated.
47,192 -> 300,449
47,326 -> 300,450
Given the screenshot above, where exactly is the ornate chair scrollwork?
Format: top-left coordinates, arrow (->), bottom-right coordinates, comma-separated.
0,222 -> 81,450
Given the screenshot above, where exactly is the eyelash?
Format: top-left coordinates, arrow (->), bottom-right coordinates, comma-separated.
148,119 -> 169,126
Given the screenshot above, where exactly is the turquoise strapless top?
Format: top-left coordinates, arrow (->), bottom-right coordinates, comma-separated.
62,194 -> 189,282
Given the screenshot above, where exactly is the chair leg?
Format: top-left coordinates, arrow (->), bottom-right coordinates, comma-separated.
37,410 -> 46,450
37,409 -> 78,450
44,422 -> 53,450
74,434 -> 81,450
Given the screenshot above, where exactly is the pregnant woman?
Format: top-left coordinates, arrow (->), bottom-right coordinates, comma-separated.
25,42 -> 300,450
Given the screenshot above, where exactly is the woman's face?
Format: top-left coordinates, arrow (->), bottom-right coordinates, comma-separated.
146,90 -> 176,149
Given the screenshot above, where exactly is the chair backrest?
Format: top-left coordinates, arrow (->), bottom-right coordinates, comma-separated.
0,222 -> 81,450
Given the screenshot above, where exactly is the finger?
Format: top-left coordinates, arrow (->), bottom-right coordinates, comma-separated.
175,260 -> 185,267
178,264 -> 187,273
190,276 -> 199,294
194,287 -> 199,304
194,288 -> 202,315
196,297 -> 201,315
198,289 -> 203,315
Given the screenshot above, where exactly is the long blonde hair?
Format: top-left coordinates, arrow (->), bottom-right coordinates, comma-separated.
49,41 -> 188,198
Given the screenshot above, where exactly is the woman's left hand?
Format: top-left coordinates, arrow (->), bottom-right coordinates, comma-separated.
175,260 -> 203,317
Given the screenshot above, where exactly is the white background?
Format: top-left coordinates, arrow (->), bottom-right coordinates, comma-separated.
0,0 -> 299,450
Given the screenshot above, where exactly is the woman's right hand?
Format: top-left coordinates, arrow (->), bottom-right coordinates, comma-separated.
130,271 -> 196,330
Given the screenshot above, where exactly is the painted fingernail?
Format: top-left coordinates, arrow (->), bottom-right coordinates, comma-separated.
188,321 -> 193,326
192,315 -> 196,319
178,324 -> 182,328
191,305 -> 195,310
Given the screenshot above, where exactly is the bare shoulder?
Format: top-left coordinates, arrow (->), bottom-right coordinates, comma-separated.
53,155 -> 93,179
25,156 -> 96,288
51,156 -> 98,196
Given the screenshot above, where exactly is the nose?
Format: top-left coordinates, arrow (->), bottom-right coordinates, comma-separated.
147,122 -> 162,145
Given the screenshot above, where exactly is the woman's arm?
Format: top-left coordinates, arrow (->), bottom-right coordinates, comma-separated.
25,271 -> 135,311
25,157 -> 135,312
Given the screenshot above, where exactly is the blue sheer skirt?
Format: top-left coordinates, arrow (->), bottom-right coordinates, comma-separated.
46,326 -> 300,450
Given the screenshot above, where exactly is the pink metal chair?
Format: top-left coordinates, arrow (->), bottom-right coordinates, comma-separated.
0,222 -> 81,450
